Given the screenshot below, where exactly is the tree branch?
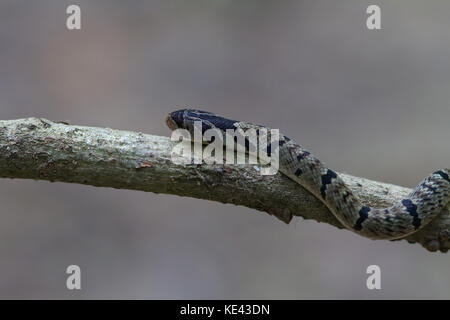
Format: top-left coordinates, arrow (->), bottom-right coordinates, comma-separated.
0,117 -> 448,252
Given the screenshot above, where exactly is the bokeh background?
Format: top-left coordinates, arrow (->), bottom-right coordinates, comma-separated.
0,0 -> 449,299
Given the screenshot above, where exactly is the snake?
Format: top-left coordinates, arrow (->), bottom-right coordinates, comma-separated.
166,109 -> 450,241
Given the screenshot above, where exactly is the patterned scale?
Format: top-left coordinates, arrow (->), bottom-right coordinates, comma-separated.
166,109 -> 450,241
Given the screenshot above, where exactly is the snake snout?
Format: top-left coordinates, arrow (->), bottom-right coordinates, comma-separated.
166,110 -> 186,130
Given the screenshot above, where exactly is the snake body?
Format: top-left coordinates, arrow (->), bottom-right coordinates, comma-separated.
166,109 -> 450,240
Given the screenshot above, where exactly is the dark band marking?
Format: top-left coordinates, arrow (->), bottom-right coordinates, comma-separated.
421,182 -> 439,194
195,113 -> 238,131
297,151 -> 310,161
435,170 -> 450,183
279,135 -> 291,146
353,206 -> 371,231
295,168 -> 303,177
402,199 -> 421,230
319,169 -> 338,199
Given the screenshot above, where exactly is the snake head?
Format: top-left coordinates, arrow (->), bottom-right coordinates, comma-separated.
165,109 -> 185,130
166,108 -> 238,134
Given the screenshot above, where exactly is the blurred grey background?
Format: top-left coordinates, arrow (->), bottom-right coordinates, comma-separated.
0,0 -> 449,299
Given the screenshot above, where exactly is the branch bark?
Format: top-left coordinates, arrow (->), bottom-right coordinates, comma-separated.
0,117 -> 448,252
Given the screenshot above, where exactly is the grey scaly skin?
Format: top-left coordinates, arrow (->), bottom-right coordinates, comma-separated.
166,109 -> 450,240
